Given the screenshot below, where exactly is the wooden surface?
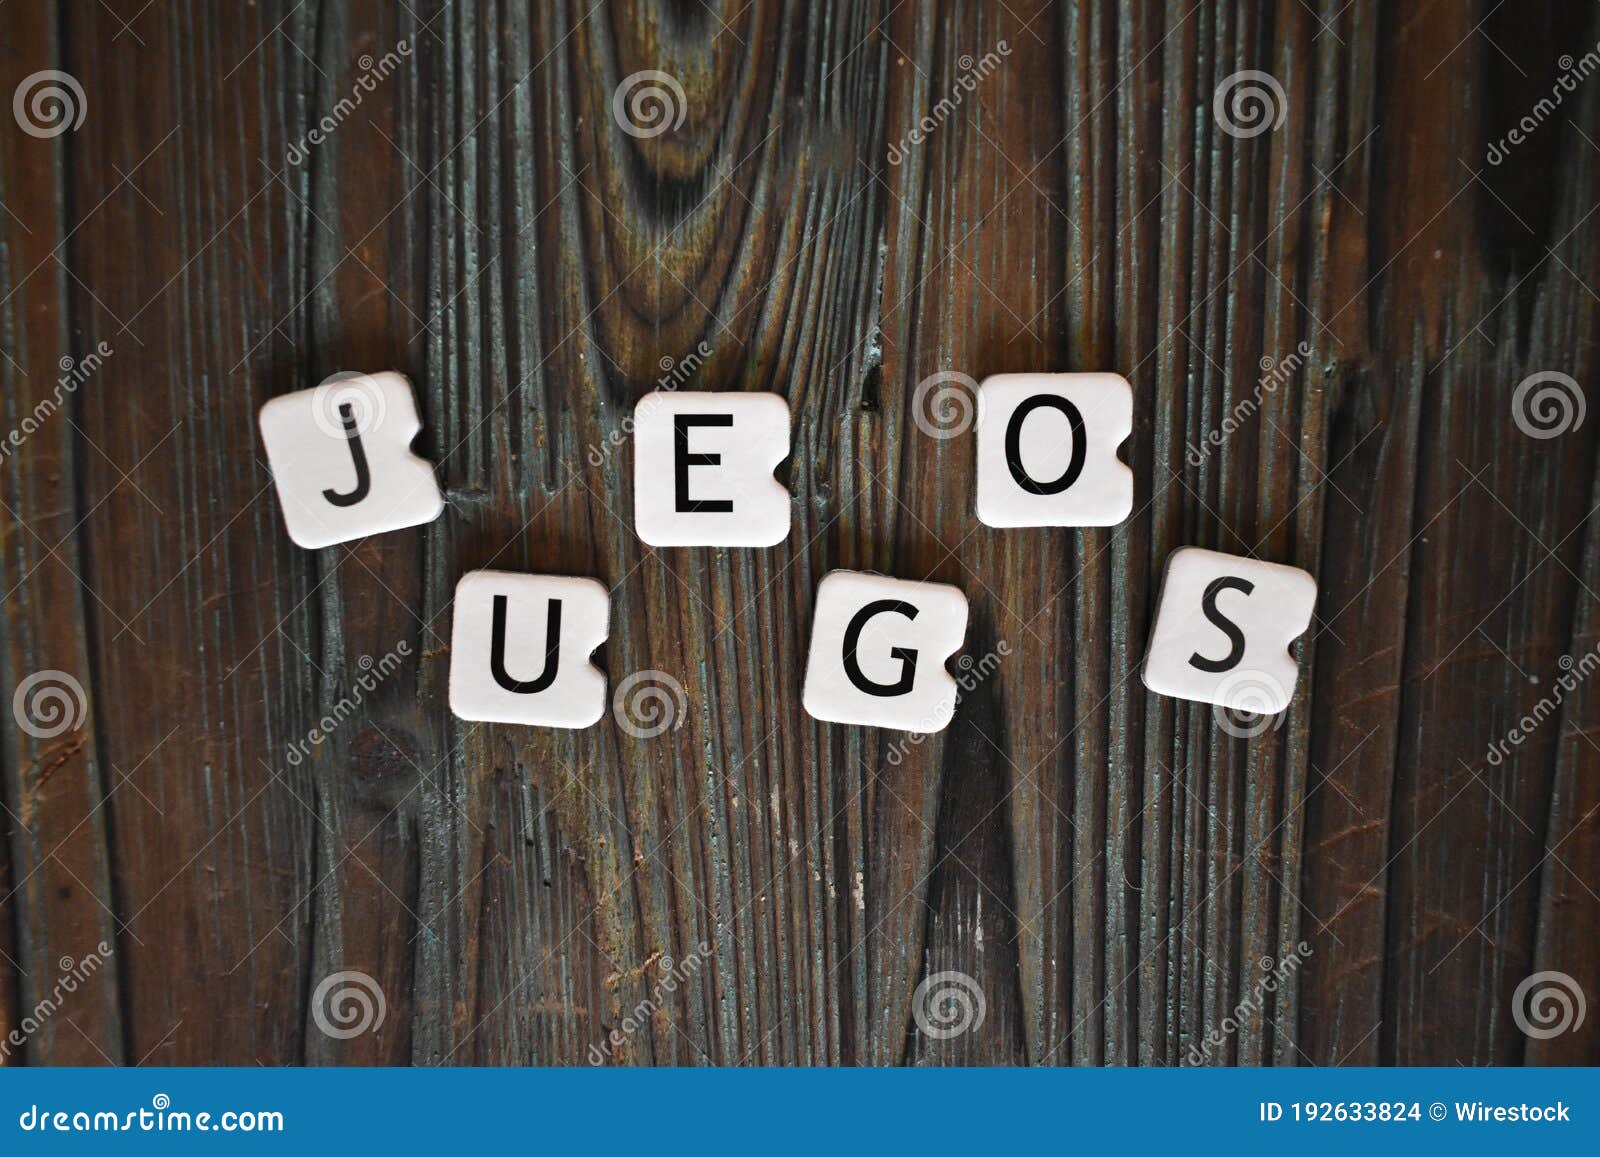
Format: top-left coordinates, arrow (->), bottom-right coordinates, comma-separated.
1,0 -> 1598,1066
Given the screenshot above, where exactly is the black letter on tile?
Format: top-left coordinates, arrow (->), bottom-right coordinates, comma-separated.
1188,576 -> 1253,673
322,402 -> 372,507
1005,395 -> 1086,495
842,600 -> 920,697
491,595 -> 561,694
675,414 -> 735,513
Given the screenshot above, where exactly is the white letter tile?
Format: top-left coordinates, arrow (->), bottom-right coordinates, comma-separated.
802,570 -> 969,731
1141,547 -> 1316,716
976,372 -> 1133,527
259,370 -> 445,549
633,391 -> 791,547
448,570 -> 610,729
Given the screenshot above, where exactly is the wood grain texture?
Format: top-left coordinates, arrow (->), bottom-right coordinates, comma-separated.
0,0 -> 1596,1066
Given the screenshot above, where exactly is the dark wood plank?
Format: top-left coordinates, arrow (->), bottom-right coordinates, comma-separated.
56,0 -> 326,1064
1297,0 -> 1600,1066
0,0 -> 125,1065
1371,2 -> 1599,1067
